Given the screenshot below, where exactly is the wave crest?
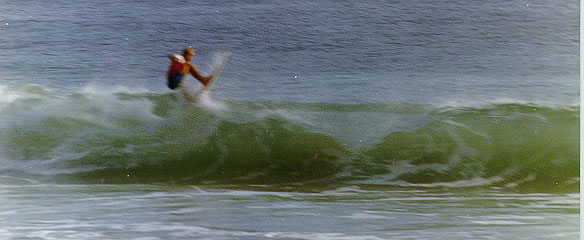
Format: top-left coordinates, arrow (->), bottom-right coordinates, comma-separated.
0,84 -> 578,192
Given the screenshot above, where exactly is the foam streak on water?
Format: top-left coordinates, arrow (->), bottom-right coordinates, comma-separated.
0,184 -> 578,239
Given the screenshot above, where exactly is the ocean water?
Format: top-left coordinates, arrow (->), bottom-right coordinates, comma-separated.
0,0 -> 579,239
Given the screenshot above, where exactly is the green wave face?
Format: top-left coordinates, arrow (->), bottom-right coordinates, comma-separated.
0,84 -> 579,192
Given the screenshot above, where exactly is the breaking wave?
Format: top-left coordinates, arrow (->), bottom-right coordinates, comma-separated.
0,84 -> 578,192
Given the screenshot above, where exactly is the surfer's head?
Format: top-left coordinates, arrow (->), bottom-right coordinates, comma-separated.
182,48 -> 195,61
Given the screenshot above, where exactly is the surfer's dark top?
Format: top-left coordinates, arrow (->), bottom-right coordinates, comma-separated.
167,62 -> 184,90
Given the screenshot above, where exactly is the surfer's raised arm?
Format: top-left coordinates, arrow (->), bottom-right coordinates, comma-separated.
182,48 -> 211,86
186,62 -> 211,86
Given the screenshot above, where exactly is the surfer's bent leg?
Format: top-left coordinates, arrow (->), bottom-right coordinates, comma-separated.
180,87 -> 194,102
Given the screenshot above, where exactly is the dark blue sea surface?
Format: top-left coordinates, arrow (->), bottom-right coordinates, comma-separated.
0,0 -> 578,104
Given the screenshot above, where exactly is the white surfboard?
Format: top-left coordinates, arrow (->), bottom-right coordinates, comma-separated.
195,51 -> 230,97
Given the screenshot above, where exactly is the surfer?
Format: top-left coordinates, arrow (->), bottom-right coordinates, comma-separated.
167,47 -> 212,101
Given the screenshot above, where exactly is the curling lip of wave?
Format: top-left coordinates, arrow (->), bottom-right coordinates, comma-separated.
0,84 -> 579,192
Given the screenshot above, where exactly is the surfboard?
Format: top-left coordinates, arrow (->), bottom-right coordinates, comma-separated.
195,50 -> 230,97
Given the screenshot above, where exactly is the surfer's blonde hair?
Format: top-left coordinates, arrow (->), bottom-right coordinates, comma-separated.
183,48 -> 194,56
